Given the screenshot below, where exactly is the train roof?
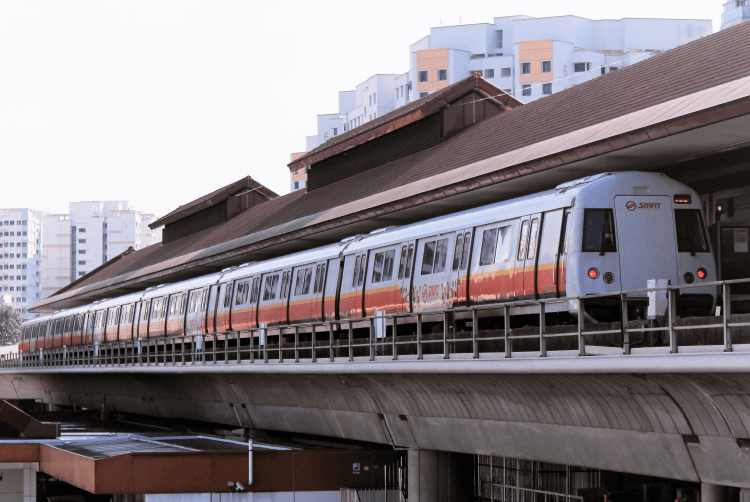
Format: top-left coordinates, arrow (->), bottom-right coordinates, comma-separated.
22,315 -> 53,327
221,242 -> 351,281
88,290 -> 151,311
140,271 -> 227,300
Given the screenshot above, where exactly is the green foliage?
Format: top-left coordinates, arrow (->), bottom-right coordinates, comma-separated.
0,303 -> 23,346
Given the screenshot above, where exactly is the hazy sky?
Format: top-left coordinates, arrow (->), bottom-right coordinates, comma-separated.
0,1 -> 724,218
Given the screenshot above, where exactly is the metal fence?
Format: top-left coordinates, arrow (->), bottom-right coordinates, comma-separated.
340,488 -> 405,502
480,482 -> 584,502
4,278 -> 750,370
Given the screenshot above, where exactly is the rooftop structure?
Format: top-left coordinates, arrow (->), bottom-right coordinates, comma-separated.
722,0 -> 750,29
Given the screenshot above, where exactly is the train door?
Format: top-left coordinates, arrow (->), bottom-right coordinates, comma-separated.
557,210 -> 573,296
72,315 -> 83,345
396,241 -> 416,313
289,266 -> 314,323
231,278 -> 258,331
536,210 -> 565,299
614,197 -> 677,291
63,317 -> 73,346
312,262 -> 327,321
205,284 -> 220,333
449,230 -> 473,307
215,282 -> 234,332
347,253 -> 368,318
322,259 -> 339,321
415,234 -> 453,311
513,214 -> 541,299
137,300 -> 150,339
364,248 -> 401,318
257,271 -> 285,326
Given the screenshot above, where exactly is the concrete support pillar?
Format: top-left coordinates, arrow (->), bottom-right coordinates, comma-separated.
407,450 -> 472,502
740,488 -> 750,502
702,483 -> 728,502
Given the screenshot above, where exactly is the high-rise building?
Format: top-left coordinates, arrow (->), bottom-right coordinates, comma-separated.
722,1 -> 750,29
0,209 -> 43,318
41,201 -> 162,298
291,14 -> 712,190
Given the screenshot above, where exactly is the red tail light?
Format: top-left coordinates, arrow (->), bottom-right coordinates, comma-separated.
697,268 -> 707,280
588,268 -> 600,279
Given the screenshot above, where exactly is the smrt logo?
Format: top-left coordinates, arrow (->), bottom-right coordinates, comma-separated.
626,201 -> 662,211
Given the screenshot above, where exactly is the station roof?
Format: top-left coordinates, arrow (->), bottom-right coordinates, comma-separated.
31,21 -> 750,312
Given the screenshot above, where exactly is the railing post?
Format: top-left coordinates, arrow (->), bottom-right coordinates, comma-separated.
348,322 -> 353,362
443,311 -> 449,359
369,318 -> 375,361
213,334 -> 217,364
621,294 -> 630,355
329,322 -> 335,362
472,309 -> 479,359
311,324 -> 316,363
392,316 -> 397,361
539,302 -> 546,357
237,333 -> 241,364
577,299 -> 585,357
723,282 -> 733,352
668,288 -> 678,354
294,326 -> 299,363
263,330 -> 269,363
504,305 -> 511,359
249,329 -> 255,364
279,331 -> 284,364
181,337 -> 186,365
416,313 -> 423,360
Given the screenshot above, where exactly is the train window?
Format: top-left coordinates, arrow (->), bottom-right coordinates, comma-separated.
222,284 -> 233,309
518,221 -> 530,260
561,211 -> 572,255
496,226 -> 512,263
382,250 -> 395,281
405,245 -> 414,278
527,219 -> 540,260
263,274 -> 279,301
421,242 -> 436,275
142,302 -> 150,322
357,255 -> 366,286
280,271 -> 291,298
201,289 -> 210,311
583,209 -> 617,253
74,316 -> 82,332
479,229 -> 498,266
461,233 -> 471,270
313,265 -> 323,291
372,253 -> 384,283
352,256 -> 361,287
452,234 -> 464,271
250,278 -> 261,303
674,209 -> 709,253
398,246 -> 408,279
434,239 -> 448,273
314,264 -> 327,293
235,281 -> 249,305
294,268 -> 310,296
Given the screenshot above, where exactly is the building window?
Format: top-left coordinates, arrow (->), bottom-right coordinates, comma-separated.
294,181 -> 299,190
437,69 -> 448,81
484,69 -> 494,78
79,272 -> 86,277
541,61 -> 551,73
574,63 -> 590,73
79,228 -> 86,233
601,67 -> 606,76
521,62 -> 531,75
333,128 -> 337,136
470,69 -> 483,77
78,260 -> 86,265
522,85 -> 531,96
609,66 -> 618,72
79,239 -> 86,243
79,250 -> 86,254
369,95 -> 372,105
419,91 -> 429,98
373,93 -> 376,104
418,70 -> 428,83
542,83 -> 552,95
495,30 -> 503,49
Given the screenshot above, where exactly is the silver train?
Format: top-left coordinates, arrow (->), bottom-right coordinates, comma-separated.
20,172 -> 716,351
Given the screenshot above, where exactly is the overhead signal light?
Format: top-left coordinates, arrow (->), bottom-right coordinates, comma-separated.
674,194 -> 691,204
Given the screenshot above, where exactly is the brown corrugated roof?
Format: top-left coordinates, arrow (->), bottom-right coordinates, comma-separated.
287,74 -> 522,171
34,22 -> 750,310
149,176 -> 278,229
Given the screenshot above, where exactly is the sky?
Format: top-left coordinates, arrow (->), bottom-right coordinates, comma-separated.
0,1 -> 725,219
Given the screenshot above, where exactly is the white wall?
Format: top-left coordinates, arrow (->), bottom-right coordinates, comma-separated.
0,463 -> 37,502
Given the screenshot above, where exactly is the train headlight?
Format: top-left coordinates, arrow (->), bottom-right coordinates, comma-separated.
602,272 -> 615,284
588,268 -> 600,279
697,268 -> 708,280
683,272 -> 695,284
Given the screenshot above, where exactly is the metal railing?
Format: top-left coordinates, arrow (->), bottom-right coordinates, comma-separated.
4,277 -> 750,370
481,482 -> 584,502
340,488 -> 405,502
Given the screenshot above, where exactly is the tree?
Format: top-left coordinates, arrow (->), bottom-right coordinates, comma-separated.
0,304 -> 22,346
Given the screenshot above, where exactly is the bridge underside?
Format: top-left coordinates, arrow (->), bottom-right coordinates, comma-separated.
2,367 -> 749,488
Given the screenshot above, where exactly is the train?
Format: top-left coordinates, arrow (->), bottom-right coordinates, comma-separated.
19,172 -> 716,352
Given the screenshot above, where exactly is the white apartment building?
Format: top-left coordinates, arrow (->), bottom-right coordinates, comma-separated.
722,1 -> 750,29
0,209 -> 43,318
40,201 -> 162,301
292,14 -> 712,190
